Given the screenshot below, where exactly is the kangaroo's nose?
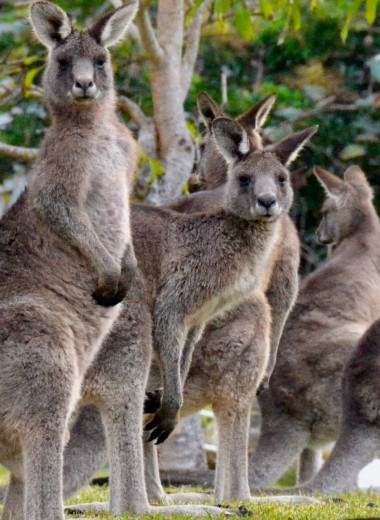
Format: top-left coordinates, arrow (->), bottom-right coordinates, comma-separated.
257,194 -> 276,209
75,78 -> 94,91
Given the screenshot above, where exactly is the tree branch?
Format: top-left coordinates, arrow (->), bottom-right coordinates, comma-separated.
157,0 -> 183,64
135,6 -> 164,65
118,95 -> 149,128
0,87 -> 22,109
0,143 -> 38,161
181,0 -> 212,100
289,96 -> 364,124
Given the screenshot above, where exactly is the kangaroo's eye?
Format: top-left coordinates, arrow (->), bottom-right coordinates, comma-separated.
239,176 -> 251,189
96,59 -> 106,70
278,175 -> 288,185
58,59 -> 70,70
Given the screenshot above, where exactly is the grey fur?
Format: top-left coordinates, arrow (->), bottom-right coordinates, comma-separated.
0,2 -> 138,520
67,118 -> 316,516
249,165 -> 380,492
298,318 -> 380,494
30,96 -> 312,511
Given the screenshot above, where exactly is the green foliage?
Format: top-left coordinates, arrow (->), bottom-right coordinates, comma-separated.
2,0 -> 380,268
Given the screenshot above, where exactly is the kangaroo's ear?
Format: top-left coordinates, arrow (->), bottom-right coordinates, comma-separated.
271,126 -> 318,166
343,165 -> 373,200
237,94 -> 277,131
212,118 -> 251,163
197,92 -> 225,132
313,166 -> 345,197
89,1 -> 138,47
30,1 -> 72,48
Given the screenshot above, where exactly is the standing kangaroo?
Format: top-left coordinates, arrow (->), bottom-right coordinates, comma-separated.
143,93 -> 302,504
37,99 -> 313,517
299,317 -> 380,494
249,165 -> 380,491
0,2 -> 138,520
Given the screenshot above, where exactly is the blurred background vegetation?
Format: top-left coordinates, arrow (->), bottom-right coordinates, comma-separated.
1,0 -> 380,272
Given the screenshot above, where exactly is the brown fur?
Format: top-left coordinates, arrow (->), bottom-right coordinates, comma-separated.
295,317 -> 380,494
43,96 -> 309,511
249,165 -> 380,492
0,2 -> 138,520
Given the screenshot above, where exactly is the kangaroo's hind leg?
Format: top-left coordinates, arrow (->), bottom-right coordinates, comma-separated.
297,448 -> 323,485
1,475 -> 24,520
249,397 -> 310,490
62,405 -> 107,500
0,306 -> 79,520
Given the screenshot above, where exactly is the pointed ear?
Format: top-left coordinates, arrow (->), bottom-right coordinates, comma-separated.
89,1 -> 138,47
237,94 -> 276,131
30,1 -> 72,48
212,118 -> 251,163
344,165 -> 373,200
313,166 -> 345,197
271,126 -> 318,166
197,92 -> 225,132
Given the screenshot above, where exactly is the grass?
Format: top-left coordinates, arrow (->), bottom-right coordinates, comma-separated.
64,484 -> 380,519
0,464 -> 379,519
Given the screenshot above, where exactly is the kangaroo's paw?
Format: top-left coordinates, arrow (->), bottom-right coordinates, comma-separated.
144,388 -> 163,414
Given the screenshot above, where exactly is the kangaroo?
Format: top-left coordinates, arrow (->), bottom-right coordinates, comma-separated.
298,317 -> 380,494
142,93 -> 302,503
249,165 -> 380,491
0,2 -> 138,520
60,119 -> 316,518
36,101 -> 314,517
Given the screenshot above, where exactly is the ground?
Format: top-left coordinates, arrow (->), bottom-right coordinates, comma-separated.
0,466 -> 379,519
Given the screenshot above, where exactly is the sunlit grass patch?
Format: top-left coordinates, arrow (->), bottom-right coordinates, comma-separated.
64,479 -> 380,520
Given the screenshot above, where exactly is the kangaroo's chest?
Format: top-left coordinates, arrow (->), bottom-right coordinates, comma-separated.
85,133 -> 130,259
186,262 -> 260,330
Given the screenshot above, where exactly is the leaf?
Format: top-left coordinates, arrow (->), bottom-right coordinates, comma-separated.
185,0 -> 207,27
366,0 -> 379,23
23,56 -> 41,66
339,143 -> 366,160
186,120 -> 198,138
214,0 -> 231,15
217,17 -> 228,34
291,0 -> 302,31
147,157 -> 165,184
341,0 -> 365,42
24,66 -> 43,94
234,1 -> 254,41
259,0 -> 273,18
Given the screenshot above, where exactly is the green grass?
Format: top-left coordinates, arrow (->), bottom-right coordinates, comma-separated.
64,485 -> 380,519
0,465 -> 379,519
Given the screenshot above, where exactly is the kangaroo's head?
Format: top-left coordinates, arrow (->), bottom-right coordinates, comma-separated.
30,0 -> 138,109
212,118 -> 317,222
189,92 -> 276,192
314,165 -> 374,245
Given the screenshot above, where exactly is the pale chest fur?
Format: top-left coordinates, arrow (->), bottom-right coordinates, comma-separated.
85,125 -> 131,262
186,223 -> 279,330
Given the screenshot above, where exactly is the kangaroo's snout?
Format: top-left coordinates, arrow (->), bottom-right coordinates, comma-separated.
72,60 -> 97,100
255,193 -> 278,217
257,194 -> 277,210
73,76 -> 97,99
